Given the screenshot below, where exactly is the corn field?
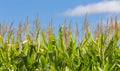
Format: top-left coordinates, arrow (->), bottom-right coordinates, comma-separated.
0,16 -> 120,71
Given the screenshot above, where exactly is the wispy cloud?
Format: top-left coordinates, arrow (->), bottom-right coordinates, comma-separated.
62,1 -> 120,16
104,0 -> 118,1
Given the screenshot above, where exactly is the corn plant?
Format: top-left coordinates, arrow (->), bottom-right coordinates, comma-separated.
0,16 -> 120,71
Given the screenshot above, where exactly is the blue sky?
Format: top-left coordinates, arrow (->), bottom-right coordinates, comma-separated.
0,0 -> 120,34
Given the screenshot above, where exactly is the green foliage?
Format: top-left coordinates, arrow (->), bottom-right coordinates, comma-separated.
0,17 -> 120,71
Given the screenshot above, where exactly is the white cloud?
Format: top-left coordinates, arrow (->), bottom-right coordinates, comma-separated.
104,0 -> 119,1
62,1 -> 120,16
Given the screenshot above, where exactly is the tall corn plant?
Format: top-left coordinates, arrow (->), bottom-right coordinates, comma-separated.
0,16 -> 120,71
